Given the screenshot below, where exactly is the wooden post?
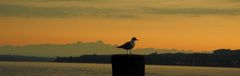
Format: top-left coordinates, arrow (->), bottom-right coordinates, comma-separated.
111,54 -> 145,76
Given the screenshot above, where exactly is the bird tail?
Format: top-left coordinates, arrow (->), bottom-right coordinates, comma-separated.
117,46 -> 122,48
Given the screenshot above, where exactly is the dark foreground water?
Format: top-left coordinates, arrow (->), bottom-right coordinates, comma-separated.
0,62 -> 239,76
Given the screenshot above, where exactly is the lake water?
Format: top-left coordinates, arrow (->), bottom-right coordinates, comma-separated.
0,62 -> 239,76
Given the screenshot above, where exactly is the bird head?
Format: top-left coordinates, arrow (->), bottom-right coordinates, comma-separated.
131,37 -> 138,41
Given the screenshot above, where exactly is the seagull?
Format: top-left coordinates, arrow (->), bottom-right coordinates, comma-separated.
118,37 -> 138,54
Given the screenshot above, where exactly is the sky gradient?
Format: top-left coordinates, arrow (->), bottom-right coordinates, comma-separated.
1,0 -> 240,51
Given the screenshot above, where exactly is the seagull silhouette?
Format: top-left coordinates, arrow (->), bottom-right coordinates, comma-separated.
118,37 -> 138,54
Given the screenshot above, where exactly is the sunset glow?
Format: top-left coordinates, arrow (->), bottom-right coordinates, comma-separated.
1,0 -> 240,51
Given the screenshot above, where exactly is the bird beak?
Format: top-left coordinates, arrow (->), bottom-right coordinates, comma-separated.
136,39 -> 139,41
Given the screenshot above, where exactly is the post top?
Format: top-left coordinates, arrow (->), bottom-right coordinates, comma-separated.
112,54 -> 144,57
111,54 -> 145,60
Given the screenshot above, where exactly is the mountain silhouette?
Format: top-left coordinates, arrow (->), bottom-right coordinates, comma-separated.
0,41 -> 197,57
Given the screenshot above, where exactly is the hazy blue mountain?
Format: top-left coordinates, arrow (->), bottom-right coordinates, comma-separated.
0,41 -> 200,57
0,55 -> 54,62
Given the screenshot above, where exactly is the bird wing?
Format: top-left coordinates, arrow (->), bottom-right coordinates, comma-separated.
118,41 -> 131,48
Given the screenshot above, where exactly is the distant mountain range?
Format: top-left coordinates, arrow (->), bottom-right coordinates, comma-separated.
0,55 -> 54,62
0,41 -> 205,57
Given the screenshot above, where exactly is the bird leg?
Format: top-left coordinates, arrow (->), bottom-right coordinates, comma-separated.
130,50 -> 132,54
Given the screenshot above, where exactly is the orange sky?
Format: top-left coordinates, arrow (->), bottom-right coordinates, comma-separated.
1,16 -> 240,51
1,0 -> 240,51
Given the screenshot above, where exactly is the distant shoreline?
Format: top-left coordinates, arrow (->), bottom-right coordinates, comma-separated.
0,49 -> 240,68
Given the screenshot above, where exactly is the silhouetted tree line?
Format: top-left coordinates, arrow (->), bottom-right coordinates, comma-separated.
146,53 -> 240,67
213,49 -> 240,55
55,55 -> 111,63
54,49 -> 240,67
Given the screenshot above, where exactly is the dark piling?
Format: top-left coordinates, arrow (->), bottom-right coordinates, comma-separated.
111,54 -> 145,76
